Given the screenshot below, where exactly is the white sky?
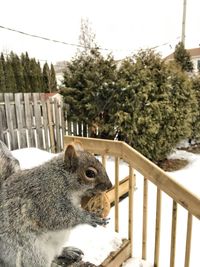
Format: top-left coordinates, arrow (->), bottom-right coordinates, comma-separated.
0,0 -> 199,64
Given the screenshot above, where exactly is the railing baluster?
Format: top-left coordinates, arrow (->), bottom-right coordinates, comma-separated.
184,212 -> 193,267
142,177 -> 148,260
102,155 -> 106,168
154,188 -> 162,267
170,201 -> 177,267
115,157 -> 119,232
128,165 -> 134,256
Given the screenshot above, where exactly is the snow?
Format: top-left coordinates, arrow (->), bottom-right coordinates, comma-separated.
11,147 -> 200,267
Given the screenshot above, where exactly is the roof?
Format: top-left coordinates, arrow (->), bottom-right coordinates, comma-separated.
45,93 -> 58,98
44,93 -> 62,100
165,47 -> 200,61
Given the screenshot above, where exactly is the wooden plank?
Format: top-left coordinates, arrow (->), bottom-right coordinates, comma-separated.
72,121 -> 77,136
170,201 -> 177,267
0,107 -> 5,141
0,93 -> 6,142
142,177 -> 148,260
59,98 -> 65,150
64,136 -> 123,157
47,99 -> 56,153
184,213 -> 193,267
102,155 -> 107,169
99,239 -> 131,267
154,189 -> 162,267
54,98 -> 61,152
78,122 -> 82,136
67,120 -> 72,135
115,157 -> 119,232
40,94 -> 50,151
24,93 -> 35,147
4,93 -> 18,150
33,93 -> 43,149
106,176 -> 129,204
82,123 -> 87,137
15,93 -> 27,148
128,166 -> 134,256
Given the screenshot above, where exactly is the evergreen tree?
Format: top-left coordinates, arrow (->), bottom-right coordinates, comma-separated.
61,47 -> 117,135
29,58 -> 41,92
109,50 -> 196,162
50,63 -> 57,92
1,53 -> 6,73
174,42 -> 193,72
10,51 -> 25,92
35,60 -> 43,92
190,75 -> 200,142
21,52 -> 32,92
4,56 -> 17,92
43,62 -> 50,92
0,54 -> 6,92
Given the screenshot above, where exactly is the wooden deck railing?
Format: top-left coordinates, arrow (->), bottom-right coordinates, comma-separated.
64,136 -> 200,267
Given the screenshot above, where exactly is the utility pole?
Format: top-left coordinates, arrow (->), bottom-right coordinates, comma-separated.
181,0 -> 187,45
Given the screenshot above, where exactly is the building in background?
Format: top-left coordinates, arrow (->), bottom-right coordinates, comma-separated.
165,47 -> 200,73
54,61 -> 68,85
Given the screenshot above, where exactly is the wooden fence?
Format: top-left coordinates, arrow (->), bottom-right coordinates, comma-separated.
0,93 -> 65,153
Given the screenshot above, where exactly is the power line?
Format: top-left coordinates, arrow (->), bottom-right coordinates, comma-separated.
0,25 -> 109,51
0,24 -> 180,55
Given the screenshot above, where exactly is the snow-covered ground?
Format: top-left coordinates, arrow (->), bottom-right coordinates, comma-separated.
11,147 -> 200,267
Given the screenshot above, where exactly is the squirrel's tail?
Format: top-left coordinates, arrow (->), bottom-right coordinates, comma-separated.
0,140 -> 20,183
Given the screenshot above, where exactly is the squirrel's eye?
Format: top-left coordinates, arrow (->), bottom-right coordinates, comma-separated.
85,167 -> 97,179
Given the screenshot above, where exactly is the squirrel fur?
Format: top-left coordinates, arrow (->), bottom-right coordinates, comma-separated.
0,141 -> 112,267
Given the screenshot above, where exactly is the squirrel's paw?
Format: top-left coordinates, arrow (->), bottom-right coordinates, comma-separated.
88,212 -> 110,227
53,246 -> 84,265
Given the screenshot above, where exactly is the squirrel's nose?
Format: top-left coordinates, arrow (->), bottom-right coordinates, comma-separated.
95,180 -> 112,191
106,180 -> 112,190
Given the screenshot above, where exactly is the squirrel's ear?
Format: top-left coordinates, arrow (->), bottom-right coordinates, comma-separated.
71,141 -> 84,152
64,142 -> 83,171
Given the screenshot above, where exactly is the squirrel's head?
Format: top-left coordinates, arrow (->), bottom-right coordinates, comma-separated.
63,141 -> 112,196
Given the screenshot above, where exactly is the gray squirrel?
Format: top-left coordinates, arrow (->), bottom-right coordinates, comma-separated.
0,140 -> 112,267
0,141 -> 20,181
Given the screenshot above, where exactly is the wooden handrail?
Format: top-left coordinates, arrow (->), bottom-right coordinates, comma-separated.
64,136 -> 200,220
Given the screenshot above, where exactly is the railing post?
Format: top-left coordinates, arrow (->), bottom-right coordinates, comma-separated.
102,155 -> 107,169
142,177 -> 148,259
170,201 -> 177,267
154,188 -> 162,267
115,157 -> 119,232
184,212 -> 193,267
128,165 -> 135,256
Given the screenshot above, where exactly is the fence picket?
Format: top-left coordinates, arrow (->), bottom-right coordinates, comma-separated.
15,93 -> 27,148
24,93 -> 35,147
33,93 -> 44,149
54,98 -> 62,152
4,93 -> 18,150
40,94 -> 50,151
47,99 -> 56,153
0,94 -> 6,142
